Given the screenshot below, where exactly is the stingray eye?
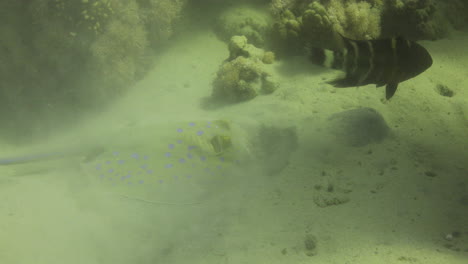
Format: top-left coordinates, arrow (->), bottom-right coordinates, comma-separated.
210,135 -> 232,155
213,119 -> 230,130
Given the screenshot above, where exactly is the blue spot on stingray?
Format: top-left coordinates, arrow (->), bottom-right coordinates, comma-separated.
189,122 -> 195,127
140,164 -> 148,169
217,165 -> 222,170
127,182 -> 132,185
179,158 -> 186,163
200,156 -> 206,161
96,164 -> 102,170
131,153 -> 139,159
143,155 -> 149,160
177,139 -> 183,144
99,174 -> 104,179
165,164 -> 173,169
165,152 -> 172,157
108,168 -> 114,173
146,169 -> 153,174
117,160 -> 125,164
188,145 -> 196,150
177,128 -> 183,133
105,161 -> 111,164
197,130 -> 204,136
186,175 -> 192,178
158,180 -> 164,184
139,180 -> 144,184
168,144 -> 175,149
219,157 -> 225,162
187,153 -> 193,159
112,152 -> 119,156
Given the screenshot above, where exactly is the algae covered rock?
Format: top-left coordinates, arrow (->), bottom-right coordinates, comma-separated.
211,36 -> 279,104
326,107 -> 390,147
212,56 -> 263,103
228,35 -> 271,61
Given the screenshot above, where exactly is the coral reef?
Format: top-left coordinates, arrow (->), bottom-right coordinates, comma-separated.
139,0 -> 187,45
211,36 -> 279,104
87,0 -> 150,98
270,0 -> 465,44
271,0 -> 383,40
215,5 -> 273,47
327,0 -> 382,40
301,2 -> 341,48
81,0 -> 187,99
262,51 -> 276,64
443,0 -> 468,30
0,0 -> 186,141
270,0 -> 383,51
273,8 -> 302,39
382,0 -> 449,40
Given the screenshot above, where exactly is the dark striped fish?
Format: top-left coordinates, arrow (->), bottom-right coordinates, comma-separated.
309,34 -> 433,99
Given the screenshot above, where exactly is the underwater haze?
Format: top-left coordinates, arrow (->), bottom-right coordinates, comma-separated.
0,1 -> 467,263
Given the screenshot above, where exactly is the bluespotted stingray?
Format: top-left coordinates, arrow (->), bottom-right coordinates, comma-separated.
80,119 -> 243,204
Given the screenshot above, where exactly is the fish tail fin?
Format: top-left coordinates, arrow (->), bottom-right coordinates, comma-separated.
327,77 -> 354,88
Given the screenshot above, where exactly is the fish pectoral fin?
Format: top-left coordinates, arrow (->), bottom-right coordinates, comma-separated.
375,81 -> 386,88
328,77 -> 356,88
385,82 -> 399,99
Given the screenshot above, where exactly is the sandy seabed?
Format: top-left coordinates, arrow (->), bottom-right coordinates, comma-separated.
0,27 -> 467,264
